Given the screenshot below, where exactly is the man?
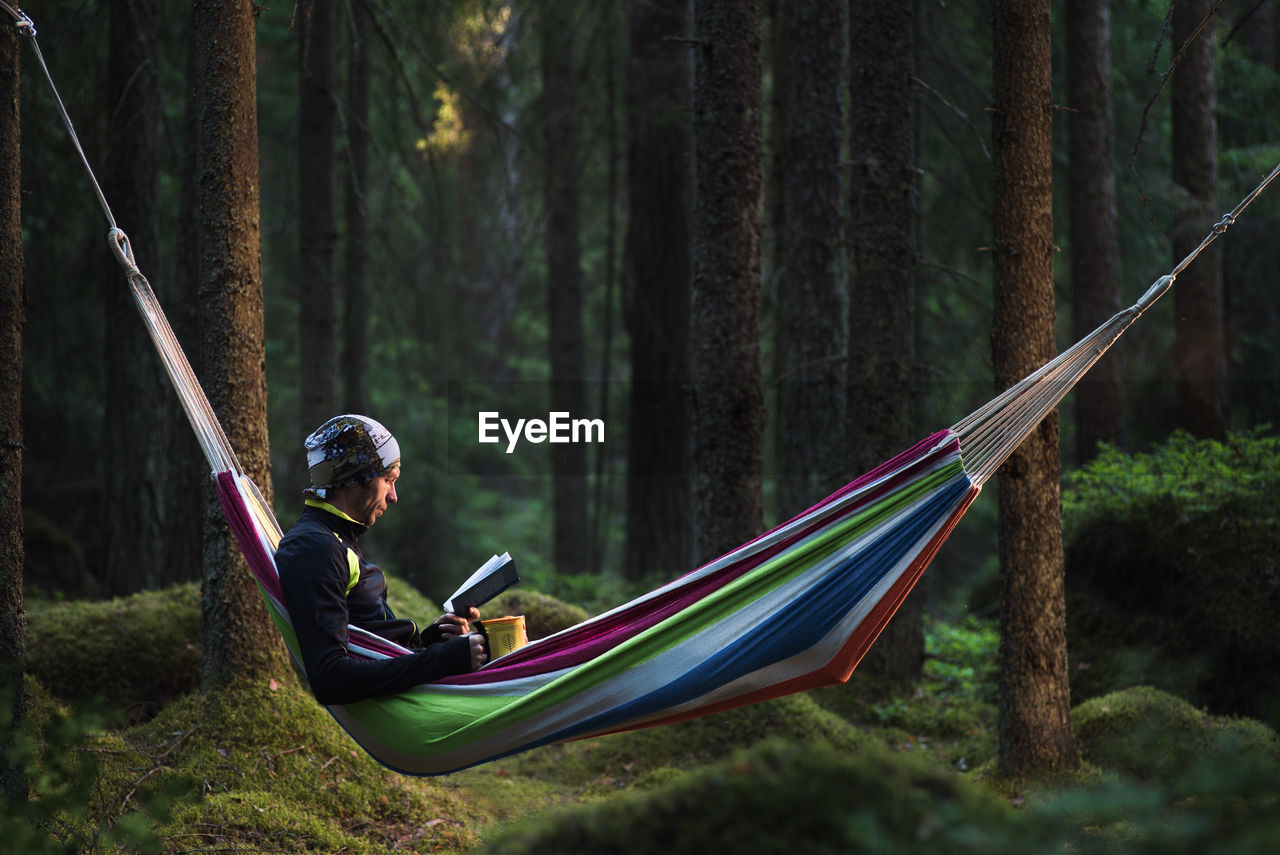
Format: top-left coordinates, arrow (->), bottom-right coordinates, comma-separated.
276,414 -> 487,705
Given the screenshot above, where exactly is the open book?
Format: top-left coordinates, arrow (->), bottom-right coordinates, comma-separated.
444,552 -> 519,614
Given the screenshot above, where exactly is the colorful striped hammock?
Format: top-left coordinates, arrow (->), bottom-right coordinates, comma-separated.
12,2 -> 1277,776
137,193 -> 1251,773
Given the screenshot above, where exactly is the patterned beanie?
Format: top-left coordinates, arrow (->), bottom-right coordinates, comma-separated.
304,414 -> 401,498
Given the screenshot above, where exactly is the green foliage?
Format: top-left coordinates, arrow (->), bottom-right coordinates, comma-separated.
74,680 -> 501,854
1061,429 -> 1280,725
25,582 -> 203,721
1,678 -> 184,854
481,737 -> 1020,855
812,616 -> 999,773
1062,429 -> 1280,538
504,693 -> 870,798
1073,686 -> 1280,782
1026,687 -> 1280,854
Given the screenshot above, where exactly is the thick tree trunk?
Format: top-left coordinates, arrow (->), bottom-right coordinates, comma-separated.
540,1 -> 590,575
0,17 -> 26,802
776,0 -> 846,522
104,0 -> 168,594
624,0 -> 694,581
848,0 -> 923,679
1067,0 -> 1124,463
193,0 -> 286,689
991,0 -> 1077,776
343,0 -> 372,415
691,0 -> 765,565
1172,0 -> 1225,440
298,0 -> 340,434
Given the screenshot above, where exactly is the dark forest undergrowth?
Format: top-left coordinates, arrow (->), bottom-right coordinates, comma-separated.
7,594 -> 1280,855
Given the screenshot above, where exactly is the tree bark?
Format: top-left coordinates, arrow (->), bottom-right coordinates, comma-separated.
540,0 -> 590,575
991,0 -> 1077,776
1067,0 -> 1124,463
624,0 -> 694,581
193,0 -> 286,690
298,0 -> 340,434
0,16 -> 26,802
691,0 -> 765,565
343,0 -> 372,415
848,0 -> 923,679
1172,0 -> 1225,440
104,0 -> 168,594
776,0 -> 846,522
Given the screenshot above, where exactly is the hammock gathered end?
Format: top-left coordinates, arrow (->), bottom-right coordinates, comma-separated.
11,1 -> 1280,775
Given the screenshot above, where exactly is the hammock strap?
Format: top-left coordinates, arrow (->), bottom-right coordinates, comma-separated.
4,3 -> 243,477
954,161 -> 1280,485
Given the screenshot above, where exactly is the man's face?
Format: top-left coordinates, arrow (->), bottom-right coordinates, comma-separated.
341,466 -> 399,526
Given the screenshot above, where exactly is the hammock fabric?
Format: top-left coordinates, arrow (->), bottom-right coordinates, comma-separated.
217,431 -> 976,775
10,0 -> 1278,777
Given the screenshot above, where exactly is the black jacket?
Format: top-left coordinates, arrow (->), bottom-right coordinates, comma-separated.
275,501 -> 472,705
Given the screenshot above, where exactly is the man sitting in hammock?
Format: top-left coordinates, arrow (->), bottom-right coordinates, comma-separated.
275,414 -> 489,705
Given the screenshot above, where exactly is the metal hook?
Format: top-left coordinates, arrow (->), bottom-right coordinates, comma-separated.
11,8 -> 36,38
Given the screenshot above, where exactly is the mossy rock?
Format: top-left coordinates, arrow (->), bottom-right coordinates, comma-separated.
508,692 -> 869,792
48,680 -> 494,854
1062,432 -> 1280,727
485,588 -> 589,640
481,737 -> 1019,855
1073,686 -> 1280,782
26,582 -> 202,720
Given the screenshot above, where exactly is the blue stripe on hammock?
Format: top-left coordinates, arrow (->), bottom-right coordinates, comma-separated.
520,473 -> 973,749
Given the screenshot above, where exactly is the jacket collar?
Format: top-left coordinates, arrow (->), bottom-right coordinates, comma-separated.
303,497 -> 368,541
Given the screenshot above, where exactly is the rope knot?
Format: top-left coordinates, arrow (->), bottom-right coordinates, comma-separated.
108,228 -> 138,273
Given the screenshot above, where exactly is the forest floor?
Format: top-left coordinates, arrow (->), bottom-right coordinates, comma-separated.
8,587 -> 1280,854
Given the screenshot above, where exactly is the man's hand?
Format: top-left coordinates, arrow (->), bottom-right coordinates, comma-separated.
469,632 -> 489,670
435,606 -> 482,640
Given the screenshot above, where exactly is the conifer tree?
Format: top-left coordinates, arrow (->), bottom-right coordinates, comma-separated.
1067,0 -> 1125,462
192,0 -> 286,689
991,0 -> 1077,775
691,0 -> 765,564
625,0 -> 694,580
0,13 -> 27,802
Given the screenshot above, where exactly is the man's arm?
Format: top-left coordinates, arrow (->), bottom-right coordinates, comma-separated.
276,530 -> 473,705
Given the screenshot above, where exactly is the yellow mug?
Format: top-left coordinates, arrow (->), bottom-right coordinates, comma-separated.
481,615 -> 528,658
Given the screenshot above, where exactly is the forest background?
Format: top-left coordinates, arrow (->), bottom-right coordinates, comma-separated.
17,0 -> 1278,616
2,0 -> 1280,849
3,0 -> 1280,796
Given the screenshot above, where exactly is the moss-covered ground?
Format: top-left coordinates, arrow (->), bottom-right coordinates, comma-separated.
11,578 -> 1280,854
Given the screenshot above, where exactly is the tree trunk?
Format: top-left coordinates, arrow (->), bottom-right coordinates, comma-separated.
540,1 -> 590,575
991,0 -> 1077,776
1172,0 -> 1225,440
104,0 -> 167,594
298,0 -> 340,435
193,0 -> 286,690
0,17 -> 26,801
848,0 -> 923,679
624,0 -> 694,581
343,0 -> 372,415
1067,0 -> 1124,464
776,0 -> 846,522
691,0 -> 765,564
